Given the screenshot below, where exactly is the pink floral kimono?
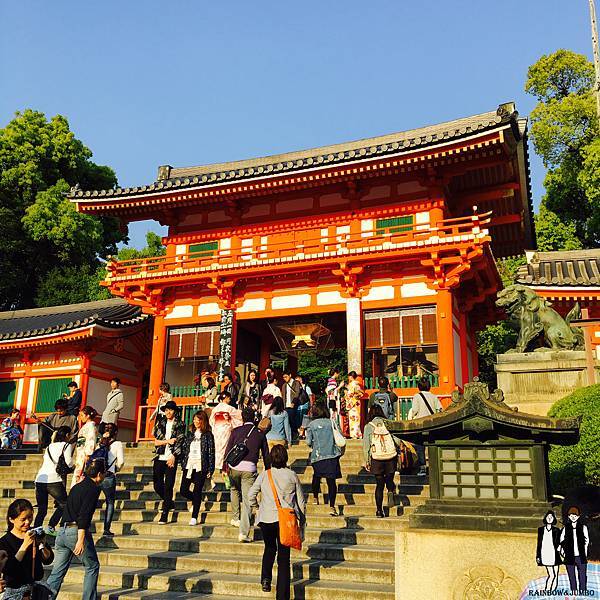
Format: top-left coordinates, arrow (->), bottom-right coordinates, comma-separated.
209,402 -> 242,470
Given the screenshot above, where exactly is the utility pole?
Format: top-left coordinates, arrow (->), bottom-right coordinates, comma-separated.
589,0 -> 600,122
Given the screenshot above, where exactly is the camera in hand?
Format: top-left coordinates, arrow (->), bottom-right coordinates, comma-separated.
29,526 -> 45,538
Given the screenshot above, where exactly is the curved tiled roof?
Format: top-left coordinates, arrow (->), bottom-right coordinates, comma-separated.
517,250 -> 600,287
69,103 -> 521,202
0,298 -> 148,342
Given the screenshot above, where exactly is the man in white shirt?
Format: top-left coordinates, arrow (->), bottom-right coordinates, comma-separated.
282,371 -> 301,437
409,378 -> 442,475
560,506 -> 590,592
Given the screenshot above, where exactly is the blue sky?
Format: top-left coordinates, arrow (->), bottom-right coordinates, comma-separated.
0,1 -> 592,249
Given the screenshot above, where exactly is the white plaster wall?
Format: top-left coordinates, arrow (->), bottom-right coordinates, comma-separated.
87,377 -> 137,422
400,282 -> 436,298
198,303 -> 221,316
363,286 -> 395,302
238,298 -> 267,313
271,294 -> 311,310
166,305 -> 194,319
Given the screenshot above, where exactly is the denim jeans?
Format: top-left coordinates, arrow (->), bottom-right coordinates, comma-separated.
46,526 -> 99,600
229,469 -> 257,537
34,481 -> 68,528
99,472 -> 117,532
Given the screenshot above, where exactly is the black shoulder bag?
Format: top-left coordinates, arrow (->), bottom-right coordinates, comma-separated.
47,443 -> 74,477
225,426 -> 256,467
419,392 -> 435,415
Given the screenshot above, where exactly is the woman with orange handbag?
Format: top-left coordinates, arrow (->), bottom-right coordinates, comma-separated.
248,444 -> 306,599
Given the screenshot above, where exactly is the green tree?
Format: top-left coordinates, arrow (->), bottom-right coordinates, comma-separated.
525,49 -> 599,247
35,231 -> 166,307
534,202 -> 583,252
0,109 -> 125,310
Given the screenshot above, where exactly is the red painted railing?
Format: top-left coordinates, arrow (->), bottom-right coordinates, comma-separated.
106,212 -> 491,284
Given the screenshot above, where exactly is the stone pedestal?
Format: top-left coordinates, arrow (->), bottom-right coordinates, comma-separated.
495,351 -> 599,416
395,525 -> 538,599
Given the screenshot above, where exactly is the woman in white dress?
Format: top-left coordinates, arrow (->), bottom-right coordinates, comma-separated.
208,391 -> 242,471
536,510 -> 561,591
72,406 -> 98,488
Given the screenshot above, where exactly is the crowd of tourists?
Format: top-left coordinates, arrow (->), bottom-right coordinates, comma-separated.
0,367 -> 443,600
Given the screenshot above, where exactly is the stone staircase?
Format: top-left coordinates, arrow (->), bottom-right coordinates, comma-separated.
0,440 -> 429,599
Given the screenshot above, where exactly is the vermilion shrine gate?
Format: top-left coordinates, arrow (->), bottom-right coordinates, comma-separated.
65,102 -> 533,438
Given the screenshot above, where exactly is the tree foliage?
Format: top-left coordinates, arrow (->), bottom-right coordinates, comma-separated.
534,202 -> 583,252
526,49 -> 599,247
548,384 -> 600,494
35,231 -> 167,308
0,109 -> 126,309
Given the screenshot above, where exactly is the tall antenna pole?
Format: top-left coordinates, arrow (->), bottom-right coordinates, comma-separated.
589,0 -> 600,122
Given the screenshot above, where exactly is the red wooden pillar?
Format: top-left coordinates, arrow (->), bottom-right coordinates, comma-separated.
436,288 -> 456,399
145,315 -> 167,439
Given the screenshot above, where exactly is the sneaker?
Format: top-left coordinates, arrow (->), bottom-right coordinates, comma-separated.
158,513 -> 168,524
376,510 -> 385,518
417,466 -> 427,477
329,507 -> 339,517
230,518 -> 241,527
312,496 -> 320,505
102,530 -> 114,537
238,534 -> 252,543
44,526 -> 57,537
261,579 -> 272,592
189,518 -> 197,526
387,491 -> 395,508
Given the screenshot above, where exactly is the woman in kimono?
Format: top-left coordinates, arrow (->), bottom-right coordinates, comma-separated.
345,371 -> 364,439
72,406 -> 98,487
208,391 -> 242,471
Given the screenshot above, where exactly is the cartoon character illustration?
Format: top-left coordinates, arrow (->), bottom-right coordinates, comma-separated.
536,510 -> 561,591
559,505 -> 589,592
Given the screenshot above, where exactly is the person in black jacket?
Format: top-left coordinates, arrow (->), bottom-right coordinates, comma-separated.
45,459 -> 106,600
559,505 -> 590,592
536,510 -> 561,592
65,381 -> 83,417
179,410 -> 215,526
225,407 -> 271,543
153,400 -> 186,524
0,498 -> 54,596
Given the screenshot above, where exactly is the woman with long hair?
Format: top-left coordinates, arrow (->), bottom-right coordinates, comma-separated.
180,411 -> 215,525
72,406 -> 98,487
0,499 -> 54,596
209,391 -> 242,471
306,403 -> 342,517
536,510 -> 561,591
265,396 -> 292,449
98,423 -> 124,537
241,369 -> 260,409
204,376 -> 218,406
33,426 -> 73,535
363,404 -> 398,518
248,444 -> 306,598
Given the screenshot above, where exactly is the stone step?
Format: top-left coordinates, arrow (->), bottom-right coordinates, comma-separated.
88,517 -> 394,552
93,532 -> 395,562
59,565 -> 395,599
90,548 -> 393,584
57,585 -> 239,600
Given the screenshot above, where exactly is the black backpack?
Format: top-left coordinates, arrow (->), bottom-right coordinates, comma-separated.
47,443 -> 74,477
225,426 -> 256,468
297,384 -> 310,407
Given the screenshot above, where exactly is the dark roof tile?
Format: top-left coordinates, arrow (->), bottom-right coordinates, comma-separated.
516,250 -> 600,288
0,298 -> 148,342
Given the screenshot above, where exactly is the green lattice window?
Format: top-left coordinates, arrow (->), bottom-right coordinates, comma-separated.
0,380 -> 17,414
189,241 -> 218,257
35,377 -> 72,414
376,215 -> 414,235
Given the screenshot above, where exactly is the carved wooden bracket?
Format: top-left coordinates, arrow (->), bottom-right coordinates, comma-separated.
208,277 -> 239,311
332,263 -> 365,298
421,247 -> 484,290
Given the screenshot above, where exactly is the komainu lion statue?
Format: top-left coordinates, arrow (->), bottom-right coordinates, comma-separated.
496,284 -> 584,353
